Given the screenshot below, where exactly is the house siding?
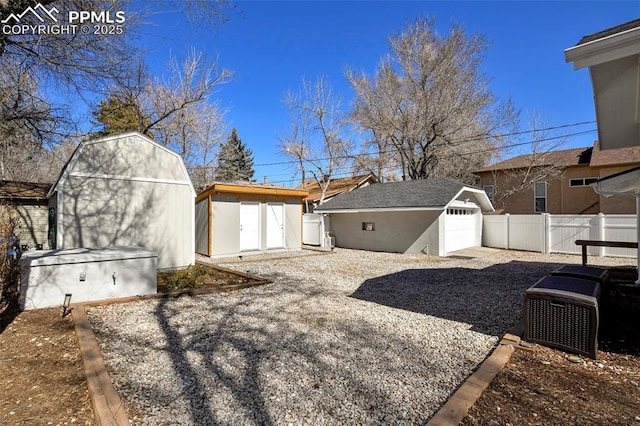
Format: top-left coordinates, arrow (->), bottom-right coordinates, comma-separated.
477,164 -> 637,214
329,210 -> 442,255
598,166 -> 638,213
13,203 -> 49,249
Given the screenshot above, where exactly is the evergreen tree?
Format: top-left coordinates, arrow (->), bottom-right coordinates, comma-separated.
91,95 -> 149,137
214,129 -> 255,182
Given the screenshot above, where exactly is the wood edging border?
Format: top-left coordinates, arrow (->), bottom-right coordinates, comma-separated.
72,305 -> 130,426
199,250 -> 332,266
71,267 -> 271,425
427,323 -> 523,425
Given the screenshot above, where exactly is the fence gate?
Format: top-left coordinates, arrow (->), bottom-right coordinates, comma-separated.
303,213 -> 323,246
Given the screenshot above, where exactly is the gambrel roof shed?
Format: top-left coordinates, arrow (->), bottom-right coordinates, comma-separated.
48,132 -> 195,270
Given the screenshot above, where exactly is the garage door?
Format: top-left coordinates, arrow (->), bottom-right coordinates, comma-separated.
240,202 -> 260,251
444,208 -> 477,254
266,203 -> 284,249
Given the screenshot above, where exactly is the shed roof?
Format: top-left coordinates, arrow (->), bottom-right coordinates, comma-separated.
196,181 -> 308,202
0,180 -> 52,200
48,132 -> 195,198
315,178 -> 492,212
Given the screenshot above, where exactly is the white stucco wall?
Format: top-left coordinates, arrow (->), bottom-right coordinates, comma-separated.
20,247 -> 157,309
328,210 -> 443,255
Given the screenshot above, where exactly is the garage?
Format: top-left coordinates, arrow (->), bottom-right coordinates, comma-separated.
315,178 -> 493,256
444,205 -> 481,253
195,182 -> 308,258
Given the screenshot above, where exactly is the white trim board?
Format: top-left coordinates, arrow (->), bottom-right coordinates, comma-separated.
67,172 -> 193,186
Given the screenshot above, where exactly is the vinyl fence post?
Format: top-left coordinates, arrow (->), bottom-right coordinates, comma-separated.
544,213 -> 551,254
505,213 -> 510,250
598,213 -> 605,257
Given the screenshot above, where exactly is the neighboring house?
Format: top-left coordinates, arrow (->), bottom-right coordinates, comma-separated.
475,142 -> 640,214
48,132 -> 195,270
296,173 -> 378,212
315,178 -> 494,256
195,182 -> 308,257
565,19 -> 640,151
0,180 -> 52,249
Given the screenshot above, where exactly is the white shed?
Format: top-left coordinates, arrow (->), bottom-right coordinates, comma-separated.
47,132 -> 195,270
315,178 -> 494,256
195,182 -> 308,257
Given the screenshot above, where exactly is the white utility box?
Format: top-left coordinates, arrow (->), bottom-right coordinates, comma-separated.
20,247 -> 157,309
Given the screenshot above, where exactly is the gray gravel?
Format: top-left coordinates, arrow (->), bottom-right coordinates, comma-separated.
87,248 -> 632,425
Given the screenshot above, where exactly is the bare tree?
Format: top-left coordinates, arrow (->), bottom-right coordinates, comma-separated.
347,17 -> 518,184
144,51 -> 231,155
186,103 -> 227,192
0,0 -> 234,181
280,76 -> 354,205
92,50 -> 231,190
0,201 -> 19,304
0,61 -> 73,181
489,112 -> 570,209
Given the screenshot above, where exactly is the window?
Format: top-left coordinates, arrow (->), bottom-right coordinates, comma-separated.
446,208 -> 473,215
534,182 -> 547,213
483,185 -> 495,203
361,222 -> 375,231
570,177 -> 598,187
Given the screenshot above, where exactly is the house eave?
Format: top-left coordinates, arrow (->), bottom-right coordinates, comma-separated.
565,25 -> 640,69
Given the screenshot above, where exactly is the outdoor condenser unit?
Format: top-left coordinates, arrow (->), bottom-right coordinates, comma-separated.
524,276 -> 600,359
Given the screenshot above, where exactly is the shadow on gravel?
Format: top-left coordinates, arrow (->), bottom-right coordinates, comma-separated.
91,260 -> 640,424
350,260 -> 565,336
91,270 -> 488,424
350,260 -> 640,354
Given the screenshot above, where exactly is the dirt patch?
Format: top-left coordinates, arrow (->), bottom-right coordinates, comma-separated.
157,264 -> 255,293
0,306 -> 94,425
463,285 -> 640,425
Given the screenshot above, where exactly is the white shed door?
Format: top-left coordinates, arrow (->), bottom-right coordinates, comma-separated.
240,202 -> 260,251
444,208 -> 477,254
266,203 -> 284,249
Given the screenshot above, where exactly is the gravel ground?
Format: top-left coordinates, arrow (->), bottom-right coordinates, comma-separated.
87,248 -> 633,425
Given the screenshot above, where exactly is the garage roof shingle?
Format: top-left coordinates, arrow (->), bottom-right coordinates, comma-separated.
315,178 -> 466,211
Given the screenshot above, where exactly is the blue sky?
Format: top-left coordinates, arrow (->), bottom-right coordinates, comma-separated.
138,1 -> 640,187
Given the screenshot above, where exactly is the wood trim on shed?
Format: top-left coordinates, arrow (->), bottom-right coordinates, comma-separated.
208,193 -> 213,257
196,183 -> 308,203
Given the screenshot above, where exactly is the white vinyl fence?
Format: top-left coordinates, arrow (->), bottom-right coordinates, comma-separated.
303,213 -> 323,246
483,214 -> 637,258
